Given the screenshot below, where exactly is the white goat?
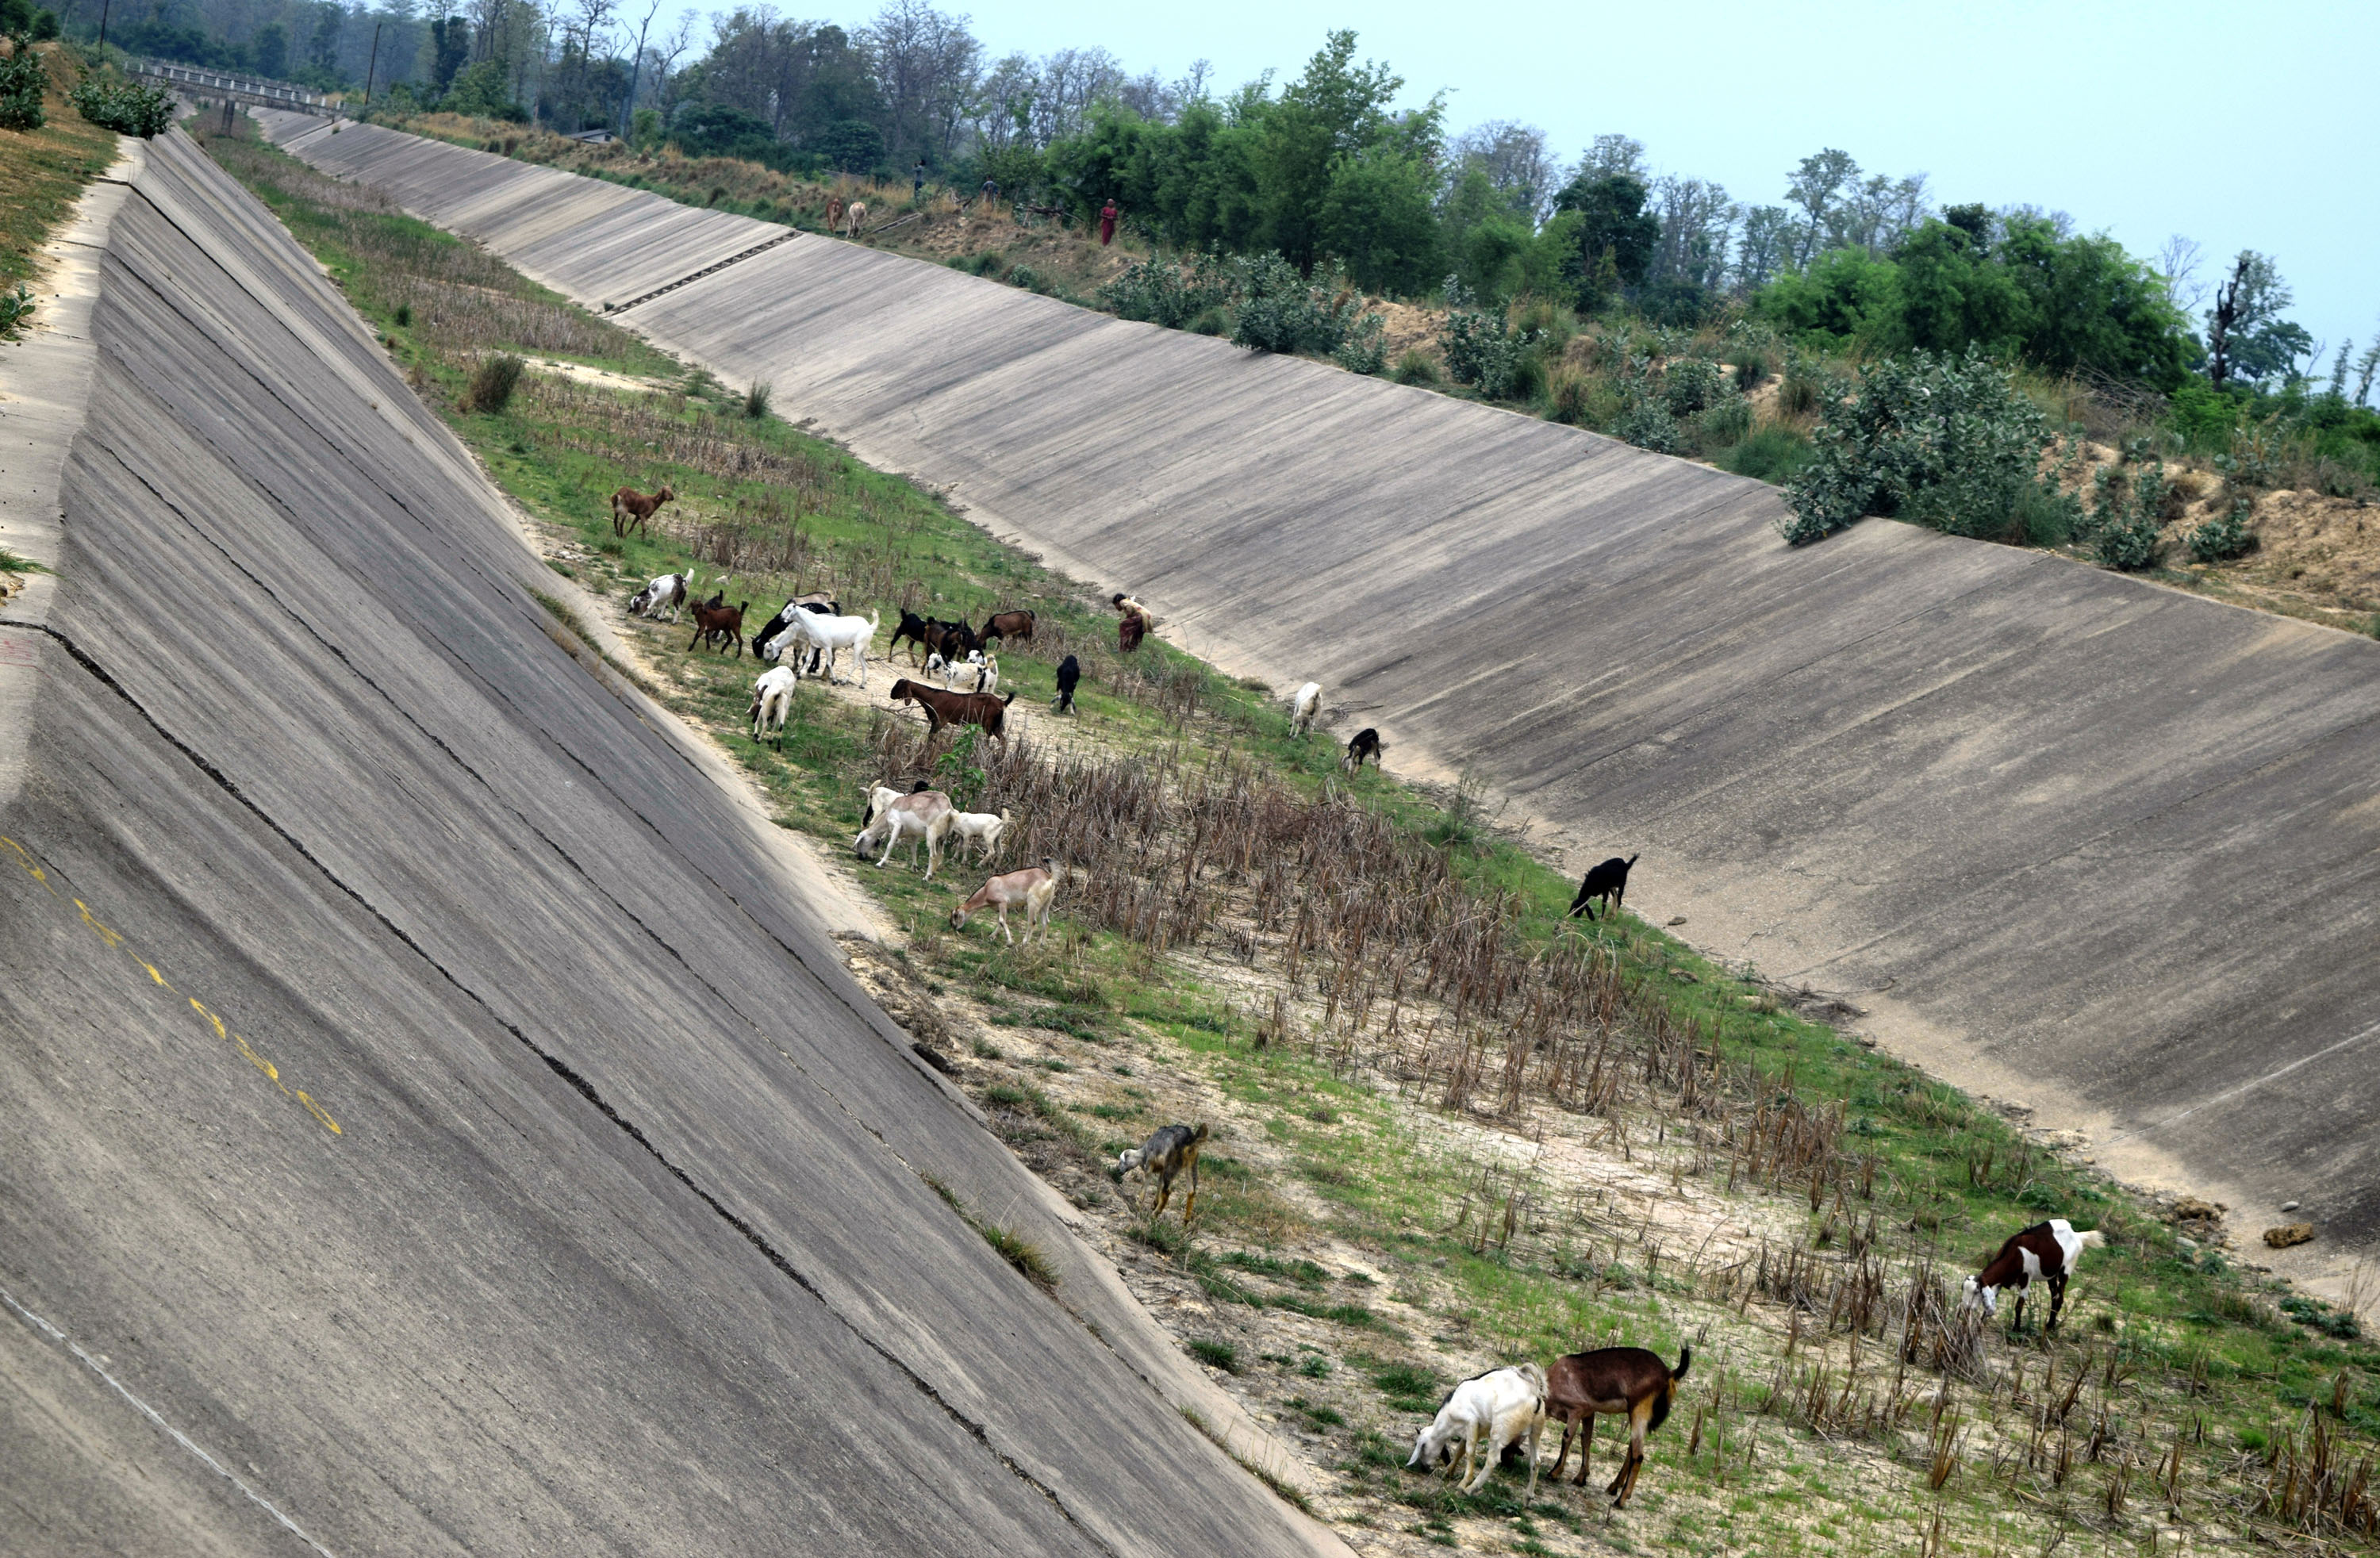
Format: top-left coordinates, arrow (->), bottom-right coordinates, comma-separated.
844,199 -> 868,236
1288,681 -> 1323,739
948,858 -> 1061,944
945,808 -> 1008,863
1407,1364 -> 1549,1498
854,785 -> 952,877
748,665 -> 798,745
969,652 -> 1000,697
767,608 -> 879,686
628,570 -> 693,623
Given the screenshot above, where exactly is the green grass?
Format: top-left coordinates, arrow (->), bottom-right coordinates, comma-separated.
202,115 -> 2380,1557
0,43 -> 121,297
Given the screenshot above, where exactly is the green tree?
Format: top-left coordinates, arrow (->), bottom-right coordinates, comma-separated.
1550,171 -> 1656,301
1317,150 -> 1441,294
1894,219 -> 2021,355
1998,219 -> 2190,386
1752,246 -> 1902,348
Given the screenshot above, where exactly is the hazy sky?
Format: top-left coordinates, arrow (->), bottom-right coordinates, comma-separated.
716,0 -> 2380,367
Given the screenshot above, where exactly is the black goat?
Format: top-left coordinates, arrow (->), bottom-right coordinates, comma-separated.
1342,727 -> 1381,772
1052,654 -> 1081,715
1568,854 -> 1639,920
889,608 -> 933,665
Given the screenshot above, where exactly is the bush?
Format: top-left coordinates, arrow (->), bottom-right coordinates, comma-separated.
1099,248 -> 1231,330
1779,347 -> 2064,547
1663,356 -> 1729,418
1438,276 -> 1543,401
1695,397 -> 1752,448
743,380 -> 772,418
71,74 -> 176,137
1392,349 -> 1440,387
1718,424 -> 1815,484
1614,398 -> 1680,454
0,282 -> 33,341
463,353 -> 525,413
1,33 -> 47,131
1734,351 -> 1771,393
1332,313 -> 1387,375
1229,253 -> 1377,359
2186,498 -> 2255,563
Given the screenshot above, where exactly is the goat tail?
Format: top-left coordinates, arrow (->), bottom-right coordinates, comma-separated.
1672,1343 -> 1693,1382
1190,1122 -> 1210,1144
2076,1229 -> 2107,1249
1627,853 -> 1641,867
1001,691 -> 1016,706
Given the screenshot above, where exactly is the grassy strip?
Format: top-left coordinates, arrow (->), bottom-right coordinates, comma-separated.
204,114 -> 2380,1555
0,42 -> 120,297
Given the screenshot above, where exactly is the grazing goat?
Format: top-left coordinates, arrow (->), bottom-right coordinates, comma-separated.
766,608 -> 879,685
845,200 -> 867,236
688,599 -> 748,655
946,808 -> 1008,863
1963,1220 -> 2105,1333
978,609 -> 1035,646
825,194 -> 845,231
1407,1364 -> 1550,1499
1343,727 -> 1382,772
1051,654 -> 1081,715
628,570 -> 692,623
889,679 -> 1016,741
750,594 -> 842,663
1109,1122 -> 1207,1222
1288,681 -> 1323,738
748,665 -> 798,745
949,858 -> 1061,943
1545,1345 -> 1691,1506
1567,854 -> 1639,921
610,483 -> 673,538
854,785 -> 953,877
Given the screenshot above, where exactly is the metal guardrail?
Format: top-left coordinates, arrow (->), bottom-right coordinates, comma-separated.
129,59 -> 340,119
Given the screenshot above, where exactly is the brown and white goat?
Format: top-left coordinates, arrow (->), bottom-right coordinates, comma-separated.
1109,1122 -> 1207,1222
1545,1344 -> 1691,1507
610,482 -> 674,537
948,858 -> 1060,944
854,785 -> 953,877
1963,1219 -> 2105,1333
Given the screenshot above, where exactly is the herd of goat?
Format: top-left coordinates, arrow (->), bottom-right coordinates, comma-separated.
618,558 -> 2118,1510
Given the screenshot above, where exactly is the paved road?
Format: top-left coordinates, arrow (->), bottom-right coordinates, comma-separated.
258,113 -> 2380,1263
0,131 -> 1345,1555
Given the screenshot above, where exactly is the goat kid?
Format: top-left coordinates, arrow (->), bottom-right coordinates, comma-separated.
609,483 -> 674,538
853,785 -> 952,877
1568,854 -> 1639,920
1108,1122 -> 1207,1222
1407,1364 -> 1549,1499
946,808 -> 1008,862
747,665 -> 798,745
1545,1345 -> 1691,1507
688,599 -> 748,655
947,858 -> 1060,943
1962,1220 -> 2105,1333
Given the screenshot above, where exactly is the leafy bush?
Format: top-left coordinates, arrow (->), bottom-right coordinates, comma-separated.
1613,398 -> 1680,454
1695,397 -> 1752,448
1098,248 -> 1231,330
1331,312 -> 1387,375
1779,347 -> 2064,547
1,33 -> 48,131
1392,349 -> 1440,387
0,282 -> 34,341
1663,355 -> 1729,417
2079,459 -> 2167,570
1438,276 -> 1542,400
71,74 -> 175,137
2186,499 -> 2256,563
1229,253 -> 1376,359
463,353 -> 525,413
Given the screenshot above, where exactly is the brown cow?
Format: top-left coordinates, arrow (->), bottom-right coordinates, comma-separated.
688,599 -> 747,655
611,483 -> 674,537
889,679 -> 1015,740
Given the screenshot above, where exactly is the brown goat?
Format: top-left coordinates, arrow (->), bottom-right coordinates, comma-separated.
610,483 -> 674,537
1545,1345 -> 1691,1507
978,608 -> 1035,646
825,194 -> 846,231
688,599 -> 747,655
889,678 -> 1015,740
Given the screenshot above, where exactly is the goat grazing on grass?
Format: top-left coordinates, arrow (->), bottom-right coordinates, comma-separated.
1963,1220 -> 2105,1334
628,570 -> 692,623
610,483 -> 673,538
766,608 -> 879,685
845,200 -> 867,236
946,808 -> 1008,863
1288,681 -> 1323,739
1568,854 -> 1639,920
1545,1345 -> 1691,1507
748,665 -> 798,746
1407,1364 -> 1549,1499
1109,1122 -> 1207,1222
978,608 -> 1035,646
1343,727 -> 1382,772
750,594 -> 841,666
688,599 -> 748,654
854,785 -> 953,877
825,194 -> 845,231
1051,654 -> 1081,715
949,858 -> 1061,943
889,679 -> 1016,740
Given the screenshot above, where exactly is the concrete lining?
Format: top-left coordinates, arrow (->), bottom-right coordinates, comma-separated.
1,129 -> 1345,1553
263,115 -> 2380,1262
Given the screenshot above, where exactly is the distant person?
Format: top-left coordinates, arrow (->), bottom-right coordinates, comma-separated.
1099,199 -> 1118,246
979,176 -> 998,216
912,160 -> 927,201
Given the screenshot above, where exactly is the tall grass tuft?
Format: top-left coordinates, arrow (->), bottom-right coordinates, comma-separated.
743,380 -> 773,419
463,353 -> 525,413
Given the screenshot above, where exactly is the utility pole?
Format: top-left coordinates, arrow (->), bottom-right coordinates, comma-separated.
363,21 -> 382,106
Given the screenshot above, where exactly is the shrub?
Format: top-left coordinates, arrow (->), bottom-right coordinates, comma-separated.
1392,348 -> 1440,387
71,74 -> 175,137
1614,398 -> 1680,454
1099,248 -> 1230,330
2186,499 -> 2255,563
463,353 -> 525,413
1695,397 -> 1752,448
743,380 -> 772,418
392,302 -> 412,328
1663,356 -> 1729,418
1332,313 -> 1387,375
1230,253 -> 1377,359
1779,347 -> 2064,547
1188,1338 -> 1240,1373
0,32 -> 46,131
2079,459 -> 2167,570
1734,351 -> 1771,392
1005,263 -> 1042,294
1545,367 -> 1591,424
1438,276 -> 1543,400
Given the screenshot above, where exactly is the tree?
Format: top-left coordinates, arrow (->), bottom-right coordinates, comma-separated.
863,0 -> 978,166
2205,251 -> 2310,389
1997,220 -> 2190,385
1784,147 -> 1858,267
253,18 -> 290,79
1893,218 -> 2020,355
1734,205 -> 1791,291
1551,171 -> 1656,297
1318,149 -> 1441,294
1447,119 -> 1555,223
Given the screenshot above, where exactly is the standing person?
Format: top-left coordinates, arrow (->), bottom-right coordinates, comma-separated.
1099,199 -> 1118,246
979,176 -> 998,217
912,160 -> 927,201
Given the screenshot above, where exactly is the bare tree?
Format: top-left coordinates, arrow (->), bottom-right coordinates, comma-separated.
2156,234 -> 2206,314
863,0 -> 980,163
1449,120 -> 1556,223
1573,132 -> 1646,184
2356,332 -> 2380,408
1649,175 -> 1737,290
